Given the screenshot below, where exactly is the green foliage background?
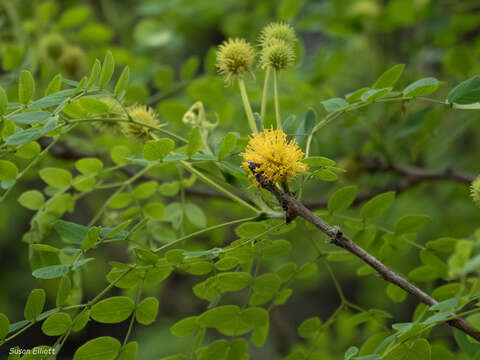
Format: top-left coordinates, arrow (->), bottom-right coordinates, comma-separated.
1,0 -> 480,359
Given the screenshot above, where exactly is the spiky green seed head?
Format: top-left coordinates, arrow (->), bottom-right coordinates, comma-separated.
259,22 -> 297,48
216,38 -> 255,83
261,39 -> 295,71
121,105 -> 160,142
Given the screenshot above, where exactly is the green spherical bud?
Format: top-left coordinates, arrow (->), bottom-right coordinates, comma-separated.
216,38 -> 255,83
40,34 -> 66,60
261,39 -> 295,71
259,22 -> 297,48
58,46 -> 87,79
471,176 -> 480,207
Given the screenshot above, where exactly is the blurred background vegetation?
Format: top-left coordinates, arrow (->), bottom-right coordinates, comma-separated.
1,0 -> 480,358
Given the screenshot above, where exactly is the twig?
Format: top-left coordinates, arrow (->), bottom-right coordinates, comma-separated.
251,167 -> 480,341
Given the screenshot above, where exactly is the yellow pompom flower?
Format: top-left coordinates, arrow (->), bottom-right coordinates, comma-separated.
216,38 -> 255,83
259,22 -> 297,48
471,176 -> 480,207
242,128 -> 308,186
121,105 -> 161,141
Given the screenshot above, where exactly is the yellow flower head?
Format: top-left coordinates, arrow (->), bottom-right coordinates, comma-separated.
471,176 -> 480,207
121,105 -> 160,142
259,22 -> 297,48
216,38 -> 255,83
242,128 -> 308,186
261,39 -> 295,71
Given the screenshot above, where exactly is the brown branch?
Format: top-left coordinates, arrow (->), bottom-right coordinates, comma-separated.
250,166 -> 480,341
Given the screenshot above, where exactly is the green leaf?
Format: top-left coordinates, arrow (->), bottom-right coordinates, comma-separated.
32,264 -> 70,279
118,341 -> 138,360
143,138 -> 174,161
321,97 -> 349,113
215,257 -> 240,271
39,167 -> 72,188
134,181 -> 158,199
384,339 -> 431,360
0,313 -> 9,341
87,59 -> 101,89
44,74 -> 62,96
0,160 -> 18,181
72,310 -> 90,332
56,276 -> 71,307
296,262 -> 318,279
135,297 -> 159,325
181,261 -> 213,275
408,265 -> 438,282
90,296 -> 135,323
170,316 -> 200,337
144,201 -> 165,221
386,283 -> 407,303
313,169 -> 338,181
360,192 -> 395,219
18,70 -> 35,104
298,316 -> 321,339
361,87 -> 392,102
82,226 -> 100,251
302,156 -> 336,167
395,215 -> 431,235
73,336 -> 121,360
41,312 -> 72,336
54,220 -> 89,244
187,126 -> 203,157
9,111 -> 51,124
373,64 -> 404,89
328,186 -> 357,213
115,66 -> 130,96
185,202 -> 206,228
454,329 -> 480,358
15,141 -> 41,159
99,51 -> 115,88
5,127 -> 42,146
218,132 -> 237,160
24,289 -> 46,321
447,76 -> 480,105
75,158 -> 103,174
180,56 -> 199,81
403,77 -> 439,97
249,273 -> 281,306
426,237 -> 456,253
345,87 -> 370,102
78,97 -> 109,114
108,192 -> 132,209
198,305 -> 240,328
278,0 -> 304,20
0,85 -> 7,115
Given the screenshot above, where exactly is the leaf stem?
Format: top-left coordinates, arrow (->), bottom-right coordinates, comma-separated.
153,216 -> 258,253
273,68 -> 281,130
237,77 -> 258,134
260,67 -> 271,121
180,160 -> 260,214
